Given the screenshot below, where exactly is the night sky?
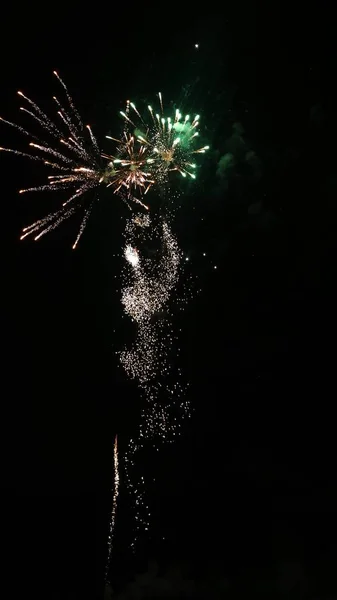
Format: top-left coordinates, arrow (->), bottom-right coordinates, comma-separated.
1,3 -> 337,599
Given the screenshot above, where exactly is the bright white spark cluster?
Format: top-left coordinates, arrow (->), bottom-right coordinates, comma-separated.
124,244 -> 139,267
121,218 -> 180,321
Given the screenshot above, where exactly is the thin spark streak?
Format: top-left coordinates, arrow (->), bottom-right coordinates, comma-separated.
72,199 -> 95,249
53,70 -> 84,129
0,147 -> 46,163
0,116 -> 39,141
105,434 -> 119,583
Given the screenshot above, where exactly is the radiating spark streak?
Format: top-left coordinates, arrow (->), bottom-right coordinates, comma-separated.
73,167 -> 96,174
130,102 -> 148,129
50,177 -> 75,185
19,184 -> 63,194
21,204 -> 71,235
72,198 -> 95,249
29,142 -> 73,164
19,107 -> 62,138
62,183 -> 93,207
53,71 -> 84,129
106,135 -> 122,144
119,111 -> 136,127
20,224 -> 43,240
0,147 -> 45,162
158,92 -> 163,113
20,201 -> 78,241
129,103 -> 141,120
34,204 -> 77,240
54,96 -> 82,142
17,91 -> 57,131
59,137 -> 85,157
57,109 -> 77,137
68,136 -> 85,151
86,125 -> 100,155
0,116 -> 38,140
58,111 -> 83,146
122,194 -> 149,211
44,160 -> 69,171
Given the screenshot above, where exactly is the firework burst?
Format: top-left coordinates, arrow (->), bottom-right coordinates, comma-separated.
102,133 -> 154,209
120,93 -> 209,184
0,72 -> 111,247
0,72 -> 150,248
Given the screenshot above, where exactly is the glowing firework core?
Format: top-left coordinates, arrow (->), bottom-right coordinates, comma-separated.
125,245 -> 139,267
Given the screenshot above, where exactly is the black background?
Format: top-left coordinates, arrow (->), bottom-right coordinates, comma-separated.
1,2 -> 337,598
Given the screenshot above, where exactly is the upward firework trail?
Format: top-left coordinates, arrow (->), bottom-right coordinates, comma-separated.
105,434 -> 119,583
